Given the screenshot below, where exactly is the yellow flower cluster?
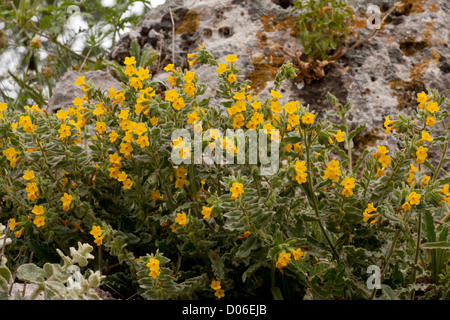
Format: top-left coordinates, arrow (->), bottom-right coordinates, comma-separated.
362,203 -> 379,224
373,145 -> 391,169
146,258 -> 161,279
171,212 -> 188,232
322,160 -> 341,182
293,160 -> 307,184
439,184 -> 450,206
175,166 -> 188,189
276,252 -> 288,269
211,280 -> 225,299
3,147 -> 19,168
341,176 -> 355,197
61,192 -> 73,212
8,218 -> 24,238
230,182 -> 244,200
276,248 -> 303,271
108,153 -> 133,190
31,205 -> 45,227
201,206 -> 213,220
90,225 -> 103,246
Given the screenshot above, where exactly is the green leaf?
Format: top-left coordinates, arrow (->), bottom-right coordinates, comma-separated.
348,123 -> 366,142
420,241 -> 450,250
129,39 -> 141,63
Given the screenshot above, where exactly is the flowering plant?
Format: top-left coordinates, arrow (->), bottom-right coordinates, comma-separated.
0,44 -> 448,300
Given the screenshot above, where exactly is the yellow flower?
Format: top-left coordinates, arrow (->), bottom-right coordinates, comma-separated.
440,184 -> 450,196
211,280 -> 221,291
137,67 -> 150,81
225,54 -> 238,64
150,116 -> 159,126
183,83 -> 196,96
183,71 -> 196,84
124,56 -> 136,66
129,77 -> 143,90
402,202 -> 411,211
294,160 -> 307,173
8,218 -> 20,230
175,212 -> 188,227
333,130 -> 345,142
74,76 -> 85,87
136,135 -> 150,149
228,74 -> 236,83
72,96 -> 84,108
58,124 -> 72,140
109,130 -> 119,143
378,154 -> 391,168
114,92 -> 126,104
61,192 -> 73,211
56,109 -> 69,121
292,248 -> 304,261
215,289 -> 225,299
109,166 -> 120,179
288,114 -> 300,127
0,102 -> 8,112
146,257 -> 160,270
416,146 -> 428,164
90,225 -> 102,238
150,190 -> 163,202
419,131 -> 432,143
108,87 -> 118,99
376,168 -> 385,178
201,206 -> 213,220
123,178 -> 133,190
95,122 -> 106,135
251,100 -> 262,110
276,252 -> 292,269
384,116 -> 397,134
426,116 -> 436,127
230,182 -> 244,199
23,170 -> 35,181
270,90 -> 282,100
323,160 -> 341,182
187,111 -> 200,124
32,205 -> 44,215
172,97 -> 186,111
165,89 -> 179,102
426,101 -> 439,113
284,101 -> 298,114
417,92 -> 429,104
302,112 -> 315,124
408,191 -> 421,205
422,175 -> 430,186
14,228 -> 24,238
295,172 -> 308,184
168,74 -> 177,86
92,236 -> 103,246
216,62 -> 229,74
164,64 -> 175,72
33,215 -> 45,228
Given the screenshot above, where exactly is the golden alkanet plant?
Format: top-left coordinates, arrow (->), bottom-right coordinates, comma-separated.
0,44 -> 449,300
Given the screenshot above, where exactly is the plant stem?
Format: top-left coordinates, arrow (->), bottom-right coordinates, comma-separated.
252,170 -> 262,198
410,212 -> 422,299
305,133 -> 340,262
189,164 -> 200,216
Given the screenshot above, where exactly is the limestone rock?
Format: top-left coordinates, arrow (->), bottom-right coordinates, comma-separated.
46,70 -> 123,112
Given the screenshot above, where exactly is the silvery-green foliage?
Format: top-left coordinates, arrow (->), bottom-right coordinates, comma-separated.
15,242 -> 104,300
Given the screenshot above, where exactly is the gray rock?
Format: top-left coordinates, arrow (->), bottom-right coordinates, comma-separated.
46,70 -> 123,112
